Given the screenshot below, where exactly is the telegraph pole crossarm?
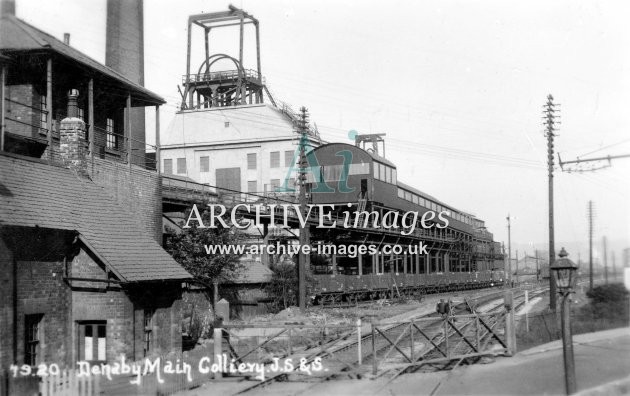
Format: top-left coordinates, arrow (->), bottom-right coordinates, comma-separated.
544,94 -> 558,311
559,153 -> 630,173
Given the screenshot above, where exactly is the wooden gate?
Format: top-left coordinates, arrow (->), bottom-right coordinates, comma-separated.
369,311 -> 511,374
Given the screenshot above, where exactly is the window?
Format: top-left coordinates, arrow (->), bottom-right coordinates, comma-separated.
405,191 -> 412,201
373,163 -> 380,180
144,309 -> 155,357
77,107 -> 84,121
247,181 -> 257,193
163,159 -> 173,174
79,321 -> 106,362
270,151 -> 280,168
322,165 -> 342,182
176,158 -> 186,174
25,314 -> 43,365
397,188 -> 405,199
412,195 -> 419,204
386,167 -> 392,183
285,150 -> 295,167
247,153 -> 257,170
200,156 -> 209,173
40,95 -> 47,131
392,168 -> 397,184
106,118 -> 116,149
349,163 -> 370,175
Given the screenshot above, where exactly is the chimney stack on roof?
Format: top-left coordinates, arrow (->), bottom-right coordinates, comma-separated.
63,33 -> 70,45
59,90 -> 88,177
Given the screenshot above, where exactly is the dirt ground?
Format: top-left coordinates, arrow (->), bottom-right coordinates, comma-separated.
226,286 -> 510,328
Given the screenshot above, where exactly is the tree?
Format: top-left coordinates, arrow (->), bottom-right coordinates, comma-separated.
266,254 -> 320,312
266,261 -> 298,311
166,210 -> 244,290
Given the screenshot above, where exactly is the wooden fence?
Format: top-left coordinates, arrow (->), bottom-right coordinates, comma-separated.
40,369 -> 100,396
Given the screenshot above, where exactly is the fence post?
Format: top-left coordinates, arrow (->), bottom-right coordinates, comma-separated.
214,327 -> 223,379
475,315 -> 480,350
410,321 -> 414,362
93,370 -> 100,396
371,322 -> 377,375
526,311 -> 529,332
288,328 -> 293,356
504,290 -> 516,356
444,318 -> 450,358
357,318 -> 362,365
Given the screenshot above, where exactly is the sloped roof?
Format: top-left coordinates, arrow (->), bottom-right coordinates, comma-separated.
162,104 -> 310,147
0,153 -> 191,282
0,15 -> 164,105
229,260 -> 273,284
397,180 -> 476,218
396,180 -> 442,206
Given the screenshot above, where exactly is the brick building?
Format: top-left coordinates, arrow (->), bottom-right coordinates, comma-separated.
0,8 -> 194,386
0,13 -> 167,242
0,149 -> 191,369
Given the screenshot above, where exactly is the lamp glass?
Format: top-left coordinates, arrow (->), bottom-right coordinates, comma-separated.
555,268 -> 571,290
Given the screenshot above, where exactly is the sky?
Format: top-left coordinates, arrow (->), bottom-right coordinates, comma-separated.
14,0 -> 630,265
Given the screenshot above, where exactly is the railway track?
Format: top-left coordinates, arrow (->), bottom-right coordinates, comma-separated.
234,286 -> 547,394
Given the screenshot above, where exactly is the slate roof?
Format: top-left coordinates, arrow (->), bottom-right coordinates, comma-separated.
0,153 -> 192,282
0,14 -> 164,105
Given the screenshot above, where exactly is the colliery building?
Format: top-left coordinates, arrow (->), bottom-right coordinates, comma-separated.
160,7 -> 322,196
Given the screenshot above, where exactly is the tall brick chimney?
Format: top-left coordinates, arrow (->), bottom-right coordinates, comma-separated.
106,0 -> 146,166
59,90 -> 87,176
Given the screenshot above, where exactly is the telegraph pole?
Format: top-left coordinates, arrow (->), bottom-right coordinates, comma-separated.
515,249 -> 519,285
603,236 -> 608,285
506,214 -> 512,287
544,94 -> 558,311
297,107 -> 310,312
588,201 -> 594,291
534,249 -> 540,283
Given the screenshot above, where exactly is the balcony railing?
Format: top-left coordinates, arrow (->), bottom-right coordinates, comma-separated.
182,69 -> 264,85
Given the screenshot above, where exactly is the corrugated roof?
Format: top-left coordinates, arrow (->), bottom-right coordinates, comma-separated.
0,153 -> 192,282
0,15 -> 164,105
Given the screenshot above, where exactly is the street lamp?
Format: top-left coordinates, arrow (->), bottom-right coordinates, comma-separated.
550,247 -> 579,395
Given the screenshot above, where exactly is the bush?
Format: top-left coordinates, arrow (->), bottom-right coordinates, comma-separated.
265,260 -> 317,313
517,284 -> 630,351
586,283 -> 629,304
579,283 -> 629,324
266,262 -> 298,312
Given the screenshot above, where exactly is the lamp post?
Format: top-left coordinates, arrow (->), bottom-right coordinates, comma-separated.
550,247 -> 579,395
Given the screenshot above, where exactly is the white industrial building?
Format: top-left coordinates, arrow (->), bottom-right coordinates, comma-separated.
160,103 -> 321,195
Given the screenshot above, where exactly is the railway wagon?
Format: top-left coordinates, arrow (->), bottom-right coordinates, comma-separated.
303,142 -> 505,303
312,271 -> 502,305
